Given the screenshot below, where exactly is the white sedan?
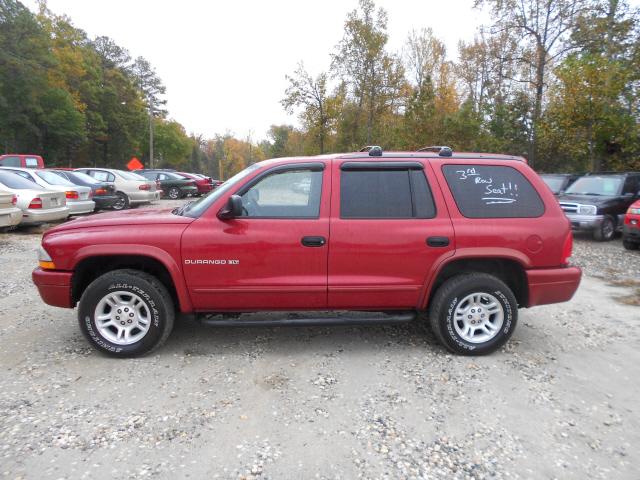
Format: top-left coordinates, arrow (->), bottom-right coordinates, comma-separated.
0,167 -> 95,215
0,170 -> 69,225
0,190 -> 23,229
76,168 -> 160,210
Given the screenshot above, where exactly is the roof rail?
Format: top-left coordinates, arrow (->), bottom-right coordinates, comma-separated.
417,145 -> 453,157
359,145 -> 383,157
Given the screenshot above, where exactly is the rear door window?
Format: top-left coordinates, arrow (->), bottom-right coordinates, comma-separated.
340,165 -> 436,219
442,165 -> 544,218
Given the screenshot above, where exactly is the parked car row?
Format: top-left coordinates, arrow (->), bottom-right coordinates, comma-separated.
540,171 -> 640,243
0,162 -> 222,230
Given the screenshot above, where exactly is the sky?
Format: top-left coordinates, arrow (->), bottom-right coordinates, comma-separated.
20,0 -> 622,141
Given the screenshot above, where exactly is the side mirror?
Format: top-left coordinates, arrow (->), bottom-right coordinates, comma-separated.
217,195 -> 243,219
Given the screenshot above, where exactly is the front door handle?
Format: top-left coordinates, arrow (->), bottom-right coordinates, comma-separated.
427,236 -> 450,247
301,236 -> 326,247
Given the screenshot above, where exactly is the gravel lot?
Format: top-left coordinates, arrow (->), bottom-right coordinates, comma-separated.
0,200 -> 638,479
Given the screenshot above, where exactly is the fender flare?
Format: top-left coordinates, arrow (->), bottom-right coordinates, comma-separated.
71,244 -> 193,313
418,248 -> 531,310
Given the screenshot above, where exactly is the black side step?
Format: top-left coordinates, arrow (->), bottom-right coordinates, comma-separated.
197,311 -> 416,328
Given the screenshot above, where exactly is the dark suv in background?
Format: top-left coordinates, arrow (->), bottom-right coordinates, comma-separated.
540,173 -> 581,196
557,172 -> 640,241
136,169 -> 198,199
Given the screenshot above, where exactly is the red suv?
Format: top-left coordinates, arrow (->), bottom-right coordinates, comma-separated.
32,147 -> 581,357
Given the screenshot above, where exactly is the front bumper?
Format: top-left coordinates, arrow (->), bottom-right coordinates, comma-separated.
0,206 -> 23,228
196,184 -> 213,194
21,206 -> 70,225
623,223 -> 640,242
32,267 -> 74,308
68,200 -> 96,215
565,213 -> 604,231
526,266 -> 582,307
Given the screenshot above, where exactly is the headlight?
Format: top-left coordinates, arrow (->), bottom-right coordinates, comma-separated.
629,208 -> 640,215
577,204 -> 597,215
38,246 -> 56,269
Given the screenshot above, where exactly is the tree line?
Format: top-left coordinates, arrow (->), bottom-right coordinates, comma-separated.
1,0 -> 638,179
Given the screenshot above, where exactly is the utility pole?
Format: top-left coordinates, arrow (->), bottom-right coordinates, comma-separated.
149,97 -> 154,169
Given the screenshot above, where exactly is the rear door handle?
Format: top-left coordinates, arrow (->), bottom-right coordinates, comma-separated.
427,236 -> 450,247
301,236 -> 326,247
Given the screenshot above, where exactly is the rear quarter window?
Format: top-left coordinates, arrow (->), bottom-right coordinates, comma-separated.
442,165 -> 544,218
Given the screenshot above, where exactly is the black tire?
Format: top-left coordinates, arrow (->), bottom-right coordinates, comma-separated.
168,187 -> 181,200
428,273 -> 518,355
78,269 -> 174,357
593,215 -> 615,241
112,192 -> 129,210
623,238 -> 639,250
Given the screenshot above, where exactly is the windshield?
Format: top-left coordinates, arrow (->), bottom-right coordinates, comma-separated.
180,163 -> 261,217
0,170 -> 40,189
118,170 -> 147,181
541,176 -> 565,193
163,172 -> 184,180
36,170 -> 76,186
565,176 -> 622,196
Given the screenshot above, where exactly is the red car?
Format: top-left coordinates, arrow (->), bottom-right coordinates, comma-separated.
177,172 -> 218,195
32,146 -> 581,357
0,154 -> 45,168
623,200 -> 640,250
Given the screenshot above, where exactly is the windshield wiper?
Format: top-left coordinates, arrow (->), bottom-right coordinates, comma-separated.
173,201 -> 195,216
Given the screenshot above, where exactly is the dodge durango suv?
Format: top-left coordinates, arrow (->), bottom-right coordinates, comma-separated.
33,147 -> 581,357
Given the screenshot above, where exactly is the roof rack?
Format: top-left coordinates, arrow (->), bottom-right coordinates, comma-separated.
359,145 -> 383,157
417,145 -> 453,157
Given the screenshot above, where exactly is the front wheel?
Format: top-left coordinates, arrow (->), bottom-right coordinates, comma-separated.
428,273 -> 518,355
623,238 -> 639,250
168,187 -> 181,199
78,269 -> 175,357
594,215 -> 616,241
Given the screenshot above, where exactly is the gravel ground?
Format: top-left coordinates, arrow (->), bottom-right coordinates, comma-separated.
0,200 -> 639,479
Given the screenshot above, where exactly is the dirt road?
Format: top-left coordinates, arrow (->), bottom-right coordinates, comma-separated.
0,204 -> 638,479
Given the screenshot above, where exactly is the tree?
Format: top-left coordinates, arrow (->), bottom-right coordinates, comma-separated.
282,63 -> 333,154
475,0 -> 590,167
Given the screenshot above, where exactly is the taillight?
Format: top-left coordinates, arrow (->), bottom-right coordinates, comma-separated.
65,191 -> 79,199
95,188 -> 107,196
11,195 -> 17,205
139,184 -> 150,190
561,231 -> 573,266
29,198 -> 43,209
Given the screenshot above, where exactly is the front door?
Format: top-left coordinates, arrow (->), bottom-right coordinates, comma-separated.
181,162 -> 330,311
328,159 -> 455,309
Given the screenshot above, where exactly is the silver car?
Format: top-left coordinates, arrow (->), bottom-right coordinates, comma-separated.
76,168 -> 160,210
0,190 -> 23,229
0,167 -> 94,215
0,170 -> 69,225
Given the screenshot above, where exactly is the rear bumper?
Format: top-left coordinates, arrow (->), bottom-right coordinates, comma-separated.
93,195 -> 119,209
32,268 -> 74,308
526,266 -> 582,307
0,207 -> 23,227
68,200 -> 95,215
21,206 -> 70,224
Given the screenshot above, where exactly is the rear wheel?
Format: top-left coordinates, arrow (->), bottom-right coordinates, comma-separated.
428,273 -> 518,355
78,269 -> 174,357
112,192 -> 129,210
594,215 -> 616,241
168,187 -> 181,199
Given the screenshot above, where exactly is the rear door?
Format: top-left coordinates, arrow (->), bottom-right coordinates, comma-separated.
327,159 -> 455,309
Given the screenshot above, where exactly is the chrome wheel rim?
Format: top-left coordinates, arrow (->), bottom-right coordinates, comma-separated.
453,292 -> 504,344
94,291 -> 151,345
169,188 -> 179,199
113,195 -> 126,210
